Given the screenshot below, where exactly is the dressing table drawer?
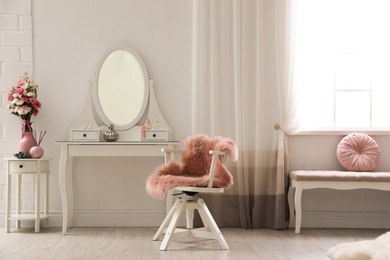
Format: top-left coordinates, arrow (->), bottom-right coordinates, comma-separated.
143,130 -> 168,141
70,130 -> 100,141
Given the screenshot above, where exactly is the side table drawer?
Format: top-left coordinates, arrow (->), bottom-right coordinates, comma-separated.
9,161 -> 36,173
9,160 -> 50,173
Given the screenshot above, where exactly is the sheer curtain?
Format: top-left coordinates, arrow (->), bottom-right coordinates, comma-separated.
192,0 -> 299,229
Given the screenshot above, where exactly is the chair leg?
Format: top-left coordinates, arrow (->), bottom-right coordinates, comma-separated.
196,198 -> 229,250
153,198 -> 182,241
186,207 -> 194,229
154,196 -> 229,251
159,198 -> 187,251
165,189 -> 174,213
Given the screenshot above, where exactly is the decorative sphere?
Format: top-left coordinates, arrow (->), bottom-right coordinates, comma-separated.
104,124 -> 119,142
30,146 -> 44,158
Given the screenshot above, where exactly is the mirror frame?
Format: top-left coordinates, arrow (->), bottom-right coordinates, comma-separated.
92,45 -> 150,131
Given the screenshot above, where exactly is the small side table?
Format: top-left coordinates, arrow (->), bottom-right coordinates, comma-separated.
4,158 -> 50,233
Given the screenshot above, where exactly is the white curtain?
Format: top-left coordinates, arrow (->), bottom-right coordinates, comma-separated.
192,0 -> 299,229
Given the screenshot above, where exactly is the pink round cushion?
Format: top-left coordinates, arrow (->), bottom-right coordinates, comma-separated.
337,133 -> 381,172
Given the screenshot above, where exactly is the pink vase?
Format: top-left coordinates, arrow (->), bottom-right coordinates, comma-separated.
30,146 -> 44,158
18,131 -> 36,154
18,120 -> 36,154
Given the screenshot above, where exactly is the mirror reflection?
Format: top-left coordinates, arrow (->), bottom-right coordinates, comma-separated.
98,50 -> 144,125
92,46 -> 149,130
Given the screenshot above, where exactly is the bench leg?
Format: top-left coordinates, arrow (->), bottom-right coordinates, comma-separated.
287,186 -> 295,228
294,183 -> 302,234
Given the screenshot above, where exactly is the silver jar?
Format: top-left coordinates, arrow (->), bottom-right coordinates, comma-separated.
103,124 -> 119,142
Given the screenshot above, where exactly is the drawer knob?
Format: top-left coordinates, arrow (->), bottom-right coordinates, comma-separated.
153,134 -> 157,137
83,134 -> 87,137
19,165 -> 23,168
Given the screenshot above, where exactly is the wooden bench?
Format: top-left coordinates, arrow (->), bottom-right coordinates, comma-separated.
288,170 -> 390,233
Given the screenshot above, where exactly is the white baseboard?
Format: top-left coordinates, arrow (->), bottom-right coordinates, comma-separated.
0,209 -> 182,228
289,210 -> 390,229
71,209 -> 168,227
2,209 -> 389,229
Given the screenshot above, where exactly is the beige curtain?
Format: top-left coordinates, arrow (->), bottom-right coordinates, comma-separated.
192,0 -> 298,229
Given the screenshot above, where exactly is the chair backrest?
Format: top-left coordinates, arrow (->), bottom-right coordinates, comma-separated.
207,150 -> 227,188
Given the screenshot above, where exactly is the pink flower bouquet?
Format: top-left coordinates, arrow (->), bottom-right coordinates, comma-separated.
7,72 -> 41,121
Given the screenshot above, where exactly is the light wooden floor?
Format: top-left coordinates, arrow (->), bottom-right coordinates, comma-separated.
0,226 -> 387,260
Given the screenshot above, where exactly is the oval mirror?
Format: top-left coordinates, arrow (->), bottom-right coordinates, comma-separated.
92,45 -> 149,131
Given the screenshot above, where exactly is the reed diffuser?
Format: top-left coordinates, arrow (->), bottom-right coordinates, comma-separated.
29,130 -> 46,158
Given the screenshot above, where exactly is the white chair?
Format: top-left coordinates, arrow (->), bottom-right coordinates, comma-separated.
152,148 -> 230,251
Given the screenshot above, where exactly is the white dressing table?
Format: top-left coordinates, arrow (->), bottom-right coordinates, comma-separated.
56,141 -> 178,234
57,45 -> 179,234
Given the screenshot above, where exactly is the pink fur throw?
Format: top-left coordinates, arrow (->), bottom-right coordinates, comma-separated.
146,134 -> 238,199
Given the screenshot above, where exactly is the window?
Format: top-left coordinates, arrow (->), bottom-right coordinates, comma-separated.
294,0 -> 390,130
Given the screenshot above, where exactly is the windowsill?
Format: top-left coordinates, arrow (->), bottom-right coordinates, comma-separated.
294,128 -> 390,136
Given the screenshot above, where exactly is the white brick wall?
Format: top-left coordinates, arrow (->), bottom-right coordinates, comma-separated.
0,0 -> 34,216
0,47 -> 20,61
1,0 -> 31,15
0,15 -> 19,30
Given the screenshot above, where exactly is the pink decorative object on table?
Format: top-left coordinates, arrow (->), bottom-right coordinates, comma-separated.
30,146 -> 44,158
29,130 -> 47,158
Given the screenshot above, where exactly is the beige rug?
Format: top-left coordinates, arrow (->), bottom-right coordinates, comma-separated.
327,231 -> 390,260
